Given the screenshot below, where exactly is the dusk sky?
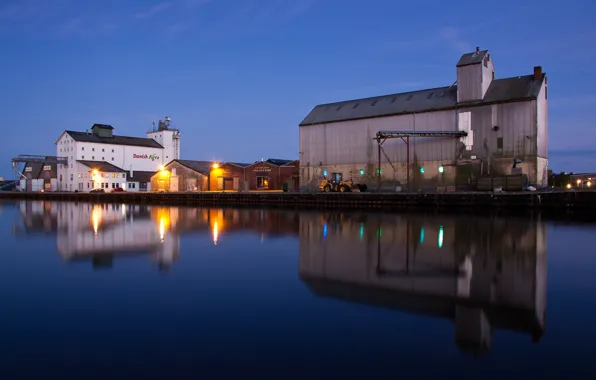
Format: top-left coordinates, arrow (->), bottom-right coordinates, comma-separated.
1,0 -> 595,179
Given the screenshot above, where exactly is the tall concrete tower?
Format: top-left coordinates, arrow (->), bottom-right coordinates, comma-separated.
147,116 -> 181,165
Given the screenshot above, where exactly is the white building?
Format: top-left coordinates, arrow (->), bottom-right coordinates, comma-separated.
56,118 -> 181,192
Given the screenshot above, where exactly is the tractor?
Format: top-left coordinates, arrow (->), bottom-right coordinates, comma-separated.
319,178 -> 354,193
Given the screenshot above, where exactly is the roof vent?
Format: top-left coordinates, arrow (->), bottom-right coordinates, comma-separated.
476,46 -> 480,53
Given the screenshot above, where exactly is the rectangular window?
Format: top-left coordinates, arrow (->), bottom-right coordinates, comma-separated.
87,183 -> 90,189
497,137 -> 503,149
92,148 -> 95,151
112,149 -> 114,153
82,156 -> 84,159
92,156 -> 95,160
82,147 -> 85,151
102,157 -> 104,160
112,157 -> 114,161
256,176 -> 269,189
102,149 -> 105,152
112,183 -> 116,189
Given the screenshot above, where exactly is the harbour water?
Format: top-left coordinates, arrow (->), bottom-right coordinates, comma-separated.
1,201 -> 595,379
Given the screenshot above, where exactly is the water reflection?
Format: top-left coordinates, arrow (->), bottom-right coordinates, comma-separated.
299,212 -> 547,355
12,201 -> 300,271
11,201 -> 548,355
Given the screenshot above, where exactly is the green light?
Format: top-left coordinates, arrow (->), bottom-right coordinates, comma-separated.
377,227 -> 382,239
420,167 -> 425,174
420,227 -> 425,244
438,166 -> 444,173
359,223 -> 364,240
359,169 -> 364,175
377,168 -> 382,174
438,226 -> 444,248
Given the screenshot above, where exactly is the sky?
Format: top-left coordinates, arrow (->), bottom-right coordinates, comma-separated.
0,0 -> 595,179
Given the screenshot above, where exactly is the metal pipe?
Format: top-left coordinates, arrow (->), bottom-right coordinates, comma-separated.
377,138 -> 381,192
406,136 -> 410,192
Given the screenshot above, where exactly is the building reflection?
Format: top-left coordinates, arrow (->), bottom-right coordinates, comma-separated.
298,212 -> 547,355
12,201 -> 299,270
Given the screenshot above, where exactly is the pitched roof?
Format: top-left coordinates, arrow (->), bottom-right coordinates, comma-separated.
173,160 -> 214,175
225,162 -> 252,168
127,171 -> 155,183
299,74 -> 545,127
23,162 -> 43,178
266,158 -> 294,166
65,130 -> 163,148
456,49 -> 489,67
78,160 -> 126,172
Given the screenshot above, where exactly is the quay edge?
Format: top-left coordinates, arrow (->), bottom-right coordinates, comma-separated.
1,191 -> 596,211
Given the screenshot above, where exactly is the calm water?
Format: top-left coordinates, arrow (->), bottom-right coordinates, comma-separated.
1,201 -> 596,379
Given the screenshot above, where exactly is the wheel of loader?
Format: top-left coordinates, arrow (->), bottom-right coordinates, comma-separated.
324,185 -> 331,192
339,185 -> 349,192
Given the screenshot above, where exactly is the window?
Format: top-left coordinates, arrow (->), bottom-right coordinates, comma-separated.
171,168 -> 177,176
82,147 -> 85,151
87,183 -> 90,189
256,176 -> 269,189
492,71 -> 495,80
92,156 -> 95,160
497,137 -> 503,149
60,174 -> 63,182
92,148 -> 95,151
545,86 -> 548,100
77,173 -> 81,178
122,173 -> 126,178
82,156 -> 84,159
102,149 -> 105,152
112,149 -> 114,153
112,157 -> 114,161
112,183 -> 116,189
102,157 -> 104,160
70,174 -> 73,180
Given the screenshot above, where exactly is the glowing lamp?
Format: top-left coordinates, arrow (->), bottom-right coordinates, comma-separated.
213,163 -> 219,169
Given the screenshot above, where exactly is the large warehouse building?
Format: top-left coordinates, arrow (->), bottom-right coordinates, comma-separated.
299,47 -> 548,191
55,117 -> 181,192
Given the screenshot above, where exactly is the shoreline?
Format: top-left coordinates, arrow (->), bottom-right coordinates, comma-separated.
1,190 -> 595,212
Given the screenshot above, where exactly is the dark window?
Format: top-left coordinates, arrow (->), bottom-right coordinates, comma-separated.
256,176 -> 269,189
545,86 -> 548,100
492,71 -> 495,80
497,137 -> 503,149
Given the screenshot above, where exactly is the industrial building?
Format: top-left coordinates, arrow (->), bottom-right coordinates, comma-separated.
54,117 -> 181,192
12,155 -> 59,192
299,47 -> 548,191
210,159 -> 299,191
151,158 -> 299,192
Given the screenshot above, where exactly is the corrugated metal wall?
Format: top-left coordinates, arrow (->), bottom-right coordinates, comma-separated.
457,65 -> 482,102
536,82 -> 548,158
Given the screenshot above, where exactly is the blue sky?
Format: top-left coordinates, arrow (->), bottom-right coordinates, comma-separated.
0,0 -> 595,178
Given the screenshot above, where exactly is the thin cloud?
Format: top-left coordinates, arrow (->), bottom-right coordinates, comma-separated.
134,2 -> 172,20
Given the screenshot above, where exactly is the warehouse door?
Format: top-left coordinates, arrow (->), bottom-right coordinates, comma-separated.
233,177 -> 239,191
170,176 -> 179,192
223,177 -> 233,190
217,177 -> 224,190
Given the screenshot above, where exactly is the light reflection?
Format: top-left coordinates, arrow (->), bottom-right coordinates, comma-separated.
159,217 -> 165,242
91,206 -> 101,236
438,225 -> 444,248
213,221 -> 219,245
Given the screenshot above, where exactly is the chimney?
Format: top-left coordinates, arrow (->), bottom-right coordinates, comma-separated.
476,46 -> 480,53
534,66 -> 542,80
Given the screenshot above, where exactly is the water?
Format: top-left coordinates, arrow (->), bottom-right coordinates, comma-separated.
0,201 -> 595,379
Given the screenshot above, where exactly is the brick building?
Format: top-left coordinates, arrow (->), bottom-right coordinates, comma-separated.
209,162 -> 251,191
244,159 -> 299,191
